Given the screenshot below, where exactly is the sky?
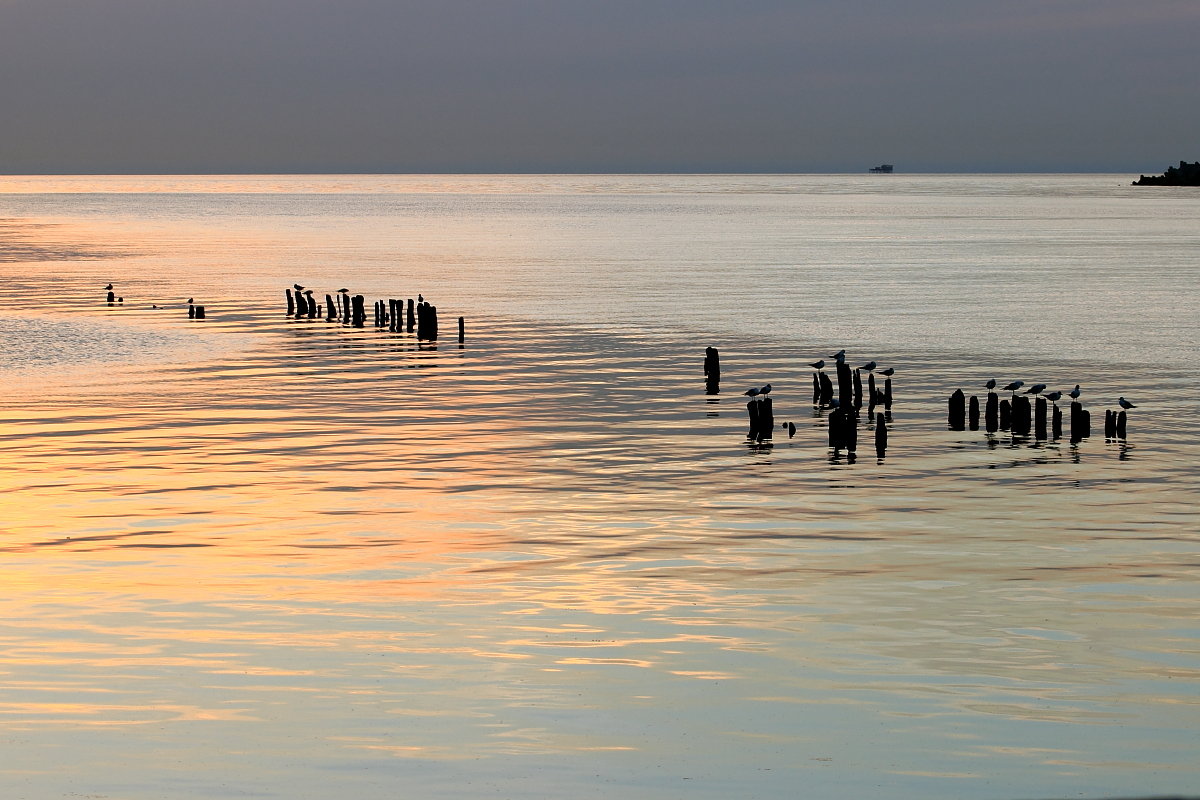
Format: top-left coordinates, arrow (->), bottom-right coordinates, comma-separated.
0,0 -> 1196,174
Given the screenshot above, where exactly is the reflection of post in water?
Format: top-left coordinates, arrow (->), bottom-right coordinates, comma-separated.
704,347 -> 721,394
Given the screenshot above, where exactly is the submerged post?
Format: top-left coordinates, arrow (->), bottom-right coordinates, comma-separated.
1012,396 -> 1032,436
194,305 -> 205,319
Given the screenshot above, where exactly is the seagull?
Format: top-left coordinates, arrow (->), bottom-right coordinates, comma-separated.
860,361 -> 876,372
1002,380 -> 1024,392
830,349 -> 846,363
809,360 -> 825,370
759,383 -> 772,396
338,288 -> 349,293
104,283 -> 113,291
418,294 -> 424,303
880,367 -> 895,377
985,378 -> 997,390
1044,391 -> 1063,403
293,284 -> 304,291
1025,383 -> 1047,397
1118,397 -> 1136,410
187,297 -> 193,304
1068,385 -> 1082,400
743,387 -> 760,397
787,422 -> 796,438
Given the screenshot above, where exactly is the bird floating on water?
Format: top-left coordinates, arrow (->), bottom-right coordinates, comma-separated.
880,367 -> 894,377
1068,385 -> 1082,400
860,361 -> 876,372
809,360 -> 825,370
1118,397 -> 1137,410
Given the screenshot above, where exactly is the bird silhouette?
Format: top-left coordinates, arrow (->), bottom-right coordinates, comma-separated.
1024,383 -> 1047,396
1068,385 -> 1082,400
1002,380 -> 1024,392
187,297 -> 193,304
104,283 -> 113,291
1118,397 -> 1136,410
830,349 -> 846,363
743,387 -> 760,397
293,284 -> 304,291
1044,391 -> 1062,403
759,383 -> 772,396
860,361 -> 876,372
809,360 -> 825,370
880,367 -> 895,377
985,378 -> 997,390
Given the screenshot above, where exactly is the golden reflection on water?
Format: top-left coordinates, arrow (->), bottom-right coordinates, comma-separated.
0,207 -> 1197,798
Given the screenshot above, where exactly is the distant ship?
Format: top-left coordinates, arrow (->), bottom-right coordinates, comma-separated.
869,164 -> 894,174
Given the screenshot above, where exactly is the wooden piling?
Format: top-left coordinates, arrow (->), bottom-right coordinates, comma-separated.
999,399 -> 1011,430
883,377 -> 893,409
1070,401 -> 1089,442
1012,396 -> 1032,436
306,293 -> 317,318
1052,404 -> 1063,439
704,347 -> 720,379
326,294 -> 336,321
194,305 -> 205,319
747,397 -> 774,441
1116,410 -> 1127,439
985,392 -> 999,432
836,362 -> 852,410
968,395 -> 980,430
853,369 -> 863,409
406,299 -> 415,332
458,316 -> 465,344
352,295 -> 365,327
948,389 -> 966,430
107,290 -> 115,304
875,412 -> 887,457
867,373 -> 877,409
819,372 -> 835,407
1104,409 -> 1116,439
188,302 -> 195,319
286,289 -> 295,315
1035,397 -> 1048,440
812,373 -> 820,405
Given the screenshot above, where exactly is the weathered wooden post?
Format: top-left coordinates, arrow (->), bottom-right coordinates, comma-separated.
999,399 -> 1012,430
306,291 -> 317,319
1035,397 -> 1048,440
352,295 -> 365,327
747,397 -> 773,441
1116,410 -> 1127,439
853,369 -> 863,409
1012,396 -> 1032,436
867,373 -> 877,410
883,377 -> 893,409
406,299 -> 415,332
326,294 -> 337,321
1104,409 -> 1116,439
819,372 -> 835,407
458,316 -> 465,344
1052,404 -> 1063,439
836,361 -> 852,411
194,305 -> 205,319
875,412 -> 887,457
828,406 -> 846,448
812,373 -> 820,405
948,389 -> 966,430
1070,401 -> 1090,442
107,290 -> 116,304
294,290 -> 306,317
188,300 -> 196,319
968,395 -> 980,430
286,289 -> 295,315
985,392 -> 999,432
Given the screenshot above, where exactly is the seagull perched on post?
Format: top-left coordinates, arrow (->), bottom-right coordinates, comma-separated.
743,387 -> 761,398
1118,397 -> 1137,410
1068,385 -> 1082,400
1044,391 -> 1062,404
1024,383 -> 1047,397
759,383 -> 772,396
829,349 -> 846,363
1002,380 -> 1024,393
880,367 -> 895,377
860,361 -> 876,372
809,360 -> 825,371
293,284 -> 304,291
985,378 -> 997,390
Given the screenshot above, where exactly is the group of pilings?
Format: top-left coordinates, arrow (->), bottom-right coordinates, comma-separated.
948,390 -> 1095,442
813,362 -> 892,413
286,287 -> 462,343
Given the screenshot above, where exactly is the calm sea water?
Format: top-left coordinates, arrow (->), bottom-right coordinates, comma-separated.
0,175 -> 1197,799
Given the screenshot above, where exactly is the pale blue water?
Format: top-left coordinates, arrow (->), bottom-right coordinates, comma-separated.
0,175 -> 1197,800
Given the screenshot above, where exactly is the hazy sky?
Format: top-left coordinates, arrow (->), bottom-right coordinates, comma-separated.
1,0 -> 1196,173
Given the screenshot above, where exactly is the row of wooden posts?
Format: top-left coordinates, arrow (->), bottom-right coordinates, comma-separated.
947,390 -> 1128,441
705,347 -> 890,456
285,287 -> 464,343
